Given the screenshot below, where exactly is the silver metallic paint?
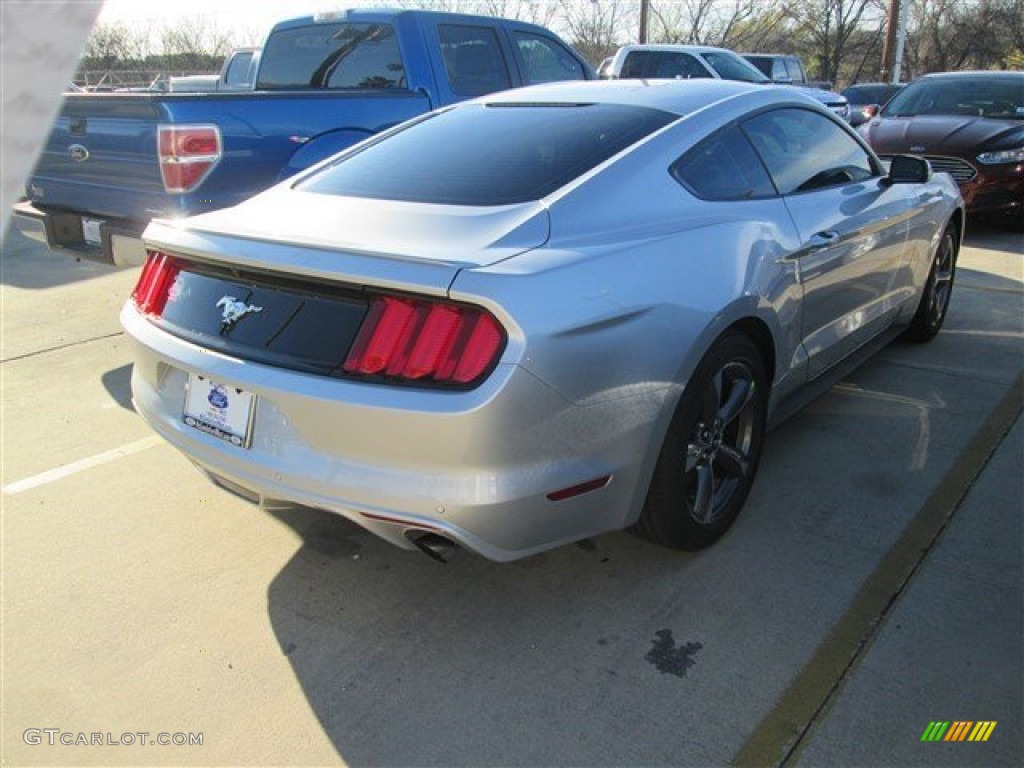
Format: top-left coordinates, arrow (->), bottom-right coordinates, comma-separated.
124,80 -> 964,560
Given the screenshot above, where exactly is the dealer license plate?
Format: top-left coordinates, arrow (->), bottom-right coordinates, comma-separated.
82,217 -> 103,246
183,374 -> 256,448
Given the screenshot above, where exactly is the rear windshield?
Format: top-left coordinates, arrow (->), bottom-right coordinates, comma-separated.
298,103 -> 676,206
883,76 -> 1024,119
257,22 -> 405,89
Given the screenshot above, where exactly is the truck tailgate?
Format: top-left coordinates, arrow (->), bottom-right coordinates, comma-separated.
30,95 -> 171,222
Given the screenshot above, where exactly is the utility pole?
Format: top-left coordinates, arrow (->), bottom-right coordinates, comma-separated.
639,0 -> 650,43
892,0 -> 908,83
880,0 -> 901,83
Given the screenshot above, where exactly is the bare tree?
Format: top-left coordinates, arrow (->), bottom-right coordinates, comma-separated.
562,0 -> 637,67
788,0 -> 883,85
159,16 -> 235,69
901,0 -> 1020,78
477,0 -> 560,27
82,22 -> 148,70
646,0 -> 789,50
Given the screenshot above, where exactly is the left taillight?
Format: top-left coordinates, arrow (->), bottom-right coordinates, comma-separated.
157,124 -> 222,193
132,250 -> 182,316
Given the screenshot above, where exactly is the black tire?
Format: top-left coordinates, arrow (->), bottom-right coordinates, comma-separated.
903,223 -> 958,343
633,331 -> 768,550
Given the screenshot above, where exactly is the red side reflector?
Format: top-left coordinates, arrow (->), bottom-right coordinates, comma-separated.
546,476 -> 612,502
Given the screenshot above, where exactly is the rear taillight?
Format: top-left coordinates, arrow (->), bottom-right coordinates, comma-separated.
343,295 -> 505,386
132,250 -> 182,315
158,124 -> 222,193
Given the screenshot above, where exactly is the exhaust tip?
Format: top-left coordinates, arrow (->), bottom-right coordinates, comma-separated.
408,532 -> 460,563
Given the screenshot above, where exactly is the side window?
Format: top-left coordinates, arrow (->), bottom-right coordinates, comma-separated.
741,108 -> 876,195
439,25 -> 513,97
514,32 -> 584,84
771,59 -> 788,80
785,58 -> 805,82
671,125 -> 776,201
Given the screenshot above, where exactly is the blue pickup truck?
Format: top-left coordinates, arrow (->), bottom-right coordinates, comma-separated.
14,9 -> 593,266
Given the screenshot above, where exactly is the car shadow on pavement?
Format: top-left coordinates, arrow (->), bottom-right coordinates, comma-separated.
101,363 -> 135,411
262,504 -> 713,766
1,227 -> 120,289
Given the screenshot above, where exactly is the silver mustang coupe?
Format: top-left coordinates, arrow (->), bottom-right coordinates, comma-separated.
123,80 -> 963,562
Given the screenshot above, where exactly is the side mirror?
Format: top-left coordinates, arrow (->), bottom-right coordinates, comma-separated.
886,155 -> 932,184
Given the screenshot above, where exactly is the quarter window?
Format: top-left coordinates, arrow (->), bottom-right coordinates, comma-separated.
741,108 -> 876,195
514,32 -> 585,84
439,25 -> 513,97
671,125 -> 776,201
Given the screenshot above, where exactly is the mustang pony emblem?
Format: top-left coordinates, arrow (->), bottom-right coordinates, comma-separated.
216,296 -> 262,332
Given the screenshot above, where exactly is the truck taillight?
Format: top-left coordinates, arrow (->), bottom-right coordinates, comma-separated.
132,250 -> 182,315
158,124 -> 222,193
343,295 -> 505,387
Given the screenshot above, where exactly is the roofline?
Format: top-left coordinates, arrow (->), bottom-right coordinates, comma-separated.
916,70 -> 1024,78
269,8 -> 560,36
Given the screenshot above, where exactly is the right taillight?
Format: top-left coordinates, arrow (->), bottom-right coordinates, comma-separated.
132,250 -> 182,316
158,124 -> 222,193
343,295 -> 505,387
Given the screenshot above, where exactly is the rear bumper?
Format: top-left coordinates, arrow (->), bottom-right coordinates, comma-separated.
11,200 -> 147,266
121,302 -> 667,561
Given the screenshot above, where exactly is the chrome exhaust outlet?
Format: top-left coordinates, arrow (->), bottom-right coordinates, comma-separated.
409,532 -> 460,563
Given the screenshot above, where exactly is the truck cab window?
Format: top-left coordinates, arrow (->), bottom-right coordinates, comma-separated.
257,23 -> 406,89
439,25 -> 513,97
514,32 -> 584,84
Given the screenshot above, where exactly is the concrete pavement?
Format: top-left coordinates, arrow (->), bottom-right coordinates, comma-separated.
2,221 -> 1021,766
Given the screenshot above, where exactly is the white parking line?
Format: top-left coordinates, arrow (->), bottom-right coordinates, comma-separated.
2,436 -> 163,496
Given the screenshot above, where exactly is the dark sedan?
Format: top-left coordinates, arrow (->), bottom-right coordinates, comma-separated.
858,71 -> 1024,222
842,82 -> 904,126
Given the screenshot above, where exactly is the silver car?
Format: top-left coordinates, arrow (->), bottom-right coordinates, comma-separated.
123,80 -> 963,562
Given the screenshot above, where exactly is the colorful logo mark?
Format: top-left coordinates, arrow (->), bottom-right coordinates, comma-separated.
921,721 -> 997,742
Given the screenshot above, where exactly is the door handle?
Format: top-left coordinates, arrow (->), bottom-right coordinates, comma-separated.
807,230 -> 840,249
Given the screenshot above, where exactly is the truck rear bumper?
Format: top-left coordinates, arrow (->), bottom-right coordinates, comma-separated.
12,200 -> 147,267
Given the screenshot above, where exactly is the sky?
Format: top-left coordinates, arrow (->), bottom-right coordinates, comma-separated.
97,0 -> 346,39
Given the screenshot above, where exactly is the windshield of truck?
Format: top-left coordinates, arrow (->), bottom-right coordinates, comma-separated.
699,51 -> 769,83
257,22 -> 406,89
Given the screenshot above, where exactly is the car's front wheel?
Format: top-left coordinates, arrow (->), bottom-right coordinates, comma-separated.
903,222 -> 958,342
634,331 -> 768,550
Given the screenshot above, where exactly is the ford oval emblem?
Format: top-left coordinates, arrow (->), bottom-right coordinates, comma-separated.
68,144 -> 90,163
207,384 -> 230,410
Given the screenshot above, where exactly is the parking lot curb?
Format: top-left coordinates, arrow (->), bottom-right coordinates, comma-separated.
731,373 -> 1024,768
